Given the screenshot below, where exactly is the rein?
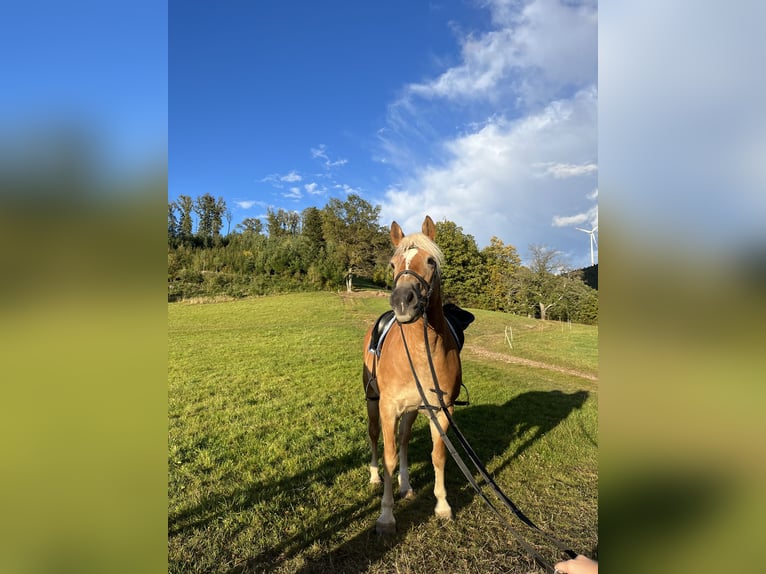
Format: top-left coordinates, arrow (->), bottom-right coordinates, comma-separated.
397,305 -> 578,573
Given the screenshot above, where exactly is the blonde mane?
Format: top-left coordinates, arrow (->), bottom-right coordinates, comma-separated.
393,232 -> 445,269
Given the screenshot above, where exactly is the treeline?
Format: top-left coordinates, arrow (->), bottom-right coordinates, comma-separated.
168,193 -> 598,324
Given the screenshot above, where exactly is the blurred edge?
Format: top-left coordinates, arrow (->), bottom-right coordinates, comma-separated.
0,2 -> 167,574
600,2 -> 766,573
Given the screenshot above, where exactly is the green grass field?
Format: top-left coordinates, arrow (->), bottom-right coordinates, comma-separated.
169,292 -> 598,573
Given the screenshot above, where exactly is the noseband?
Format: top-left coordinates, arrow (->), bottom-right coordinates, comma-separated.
393,268 -> 433,295
393,266 -> 437,317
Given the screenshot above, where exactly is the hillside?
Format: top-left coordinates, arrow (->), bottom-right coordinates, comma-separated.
168,292 -> 598,573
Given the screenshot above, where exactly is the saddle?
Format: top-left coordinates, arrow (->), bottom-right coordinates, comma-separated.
368,303 -> 475,357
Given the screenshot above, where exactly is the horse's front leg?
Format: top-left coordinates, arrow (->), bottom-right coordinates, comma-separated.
429,408 -> 453,520
397,410 -> 417,498
376,403 -> 399,535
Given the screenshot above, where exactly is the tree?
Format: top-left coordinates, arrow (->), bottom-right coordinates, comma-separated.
224,206 -> 232,236
301,206 -> 324,251
213,196 -> 226,240
236,217 -> 264,235
168,202 -> 179,245
321,194 -> 383,292
175,195 -> 194,243
434,219 -> 486,306
194,193 -> 227,244
266,208 -> 300,238
526,244 -> 569,320
555,271 -> 599,324
481,236 -> 521,311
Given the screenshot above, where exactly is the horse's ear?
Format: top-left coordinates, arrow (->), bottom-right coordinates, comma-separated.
422,215 -> 436,240
390,221 -> 404,246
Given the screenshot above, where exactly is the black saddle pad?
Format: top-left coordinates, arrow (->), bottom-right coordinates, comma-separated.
443,303 -> 475,332
443,303 -> 474,350
370,310 -> 396,353
369,304 -> 474,354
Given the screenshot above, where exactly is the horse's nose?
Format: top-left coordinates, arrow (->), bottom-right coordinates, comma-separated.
390,284 -> 420,317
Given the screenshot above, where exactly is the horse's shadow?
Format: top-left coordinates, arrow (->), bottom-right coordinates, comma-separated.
385,389 -> 591,524
169,389 -> 589,573
285,388 -> 590,573
450,389 -> 591,480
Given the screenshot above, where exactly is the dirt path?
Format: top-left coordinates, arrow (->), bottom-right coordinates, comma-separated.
339,291 -> 598,382
463,344 -> 598,382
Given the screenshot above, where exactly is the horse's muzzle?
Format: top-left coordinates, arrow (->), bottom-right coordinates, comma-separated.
390,283 -> 424,323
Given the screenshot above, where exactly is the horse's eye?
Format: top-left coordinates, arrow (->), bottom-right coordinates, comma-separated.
427,257 -> 435,267
390,262 -> 395,269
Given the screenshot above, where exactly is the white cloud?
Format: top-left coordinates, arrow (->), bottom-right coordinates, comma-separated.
403,0 -> 596,107
378,0 -> 597,204
373,0 -> 597,267
261,170 -> 303,188
304,182 -> 325,195
311,144 -> 348,168
235,200 -> 257,209
260,174 -> 281,186
281,171 -> 302,183
380,87 -> 597,248
334,183 -> 361,195
552,213 -> 587,227
283,187 -> 302,199
535,162 -> 598,178
552,204 -> 597,228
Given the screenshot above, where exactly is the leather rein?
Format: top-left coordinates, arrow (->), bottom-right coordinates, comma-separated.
395,268 -> 579,573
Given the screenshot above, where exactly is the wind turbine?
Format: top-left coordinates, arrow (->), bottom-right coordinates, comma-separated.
576,226 -> 598,266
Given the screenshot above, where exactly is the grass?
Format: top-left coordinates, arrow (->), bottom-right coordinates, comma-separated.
169,292 -> 598,573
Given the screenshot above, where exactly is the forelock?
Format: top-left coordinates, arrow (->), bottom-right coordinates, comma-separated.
393,232 -> 444,269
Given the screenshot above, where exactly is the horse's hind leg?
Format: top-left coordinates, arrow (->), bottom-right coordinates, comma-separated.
366,399 -> 381,484
397,410 -> 417,498
429,409 -> 453,520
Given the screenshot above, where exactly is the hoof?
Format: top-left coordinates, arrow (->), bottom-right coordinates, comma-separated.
400,488 -> 415,499
375,519 -> 396,536
369,476 -> 381,485
434,506 -> 453,520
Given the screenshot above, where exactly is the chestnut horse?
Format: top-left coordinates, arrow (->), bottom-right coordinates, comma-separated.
363,215 -> 463,535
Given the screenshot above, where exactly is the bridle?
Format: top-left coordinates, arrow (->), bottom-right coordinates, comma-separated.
395,286 -> 580,574
392,262 -> 438,319
393,267 -> 436,295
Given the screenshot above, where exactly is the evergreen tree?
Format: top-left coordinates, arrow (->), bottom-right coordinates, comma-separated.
175,195 -> 194,243
168,202 -> 179,246
301,207 -> 324,251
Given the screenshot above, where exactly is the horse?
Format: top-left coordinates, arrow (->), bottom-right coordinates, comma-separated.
363,215 -> 465,535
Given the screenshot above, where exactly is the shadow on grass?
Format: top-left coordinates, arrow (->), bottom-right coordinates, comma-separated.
287,389 -> 590,573
169,389 -> 589,573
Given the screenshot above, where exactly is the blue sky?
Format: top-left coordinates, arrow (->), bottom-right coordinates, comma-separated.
1,1 -> 167,176
172,0 -> 598,267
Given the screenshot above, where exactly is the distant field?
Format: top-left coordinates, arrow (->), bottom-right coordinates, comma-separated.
168,292 -> 598,573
